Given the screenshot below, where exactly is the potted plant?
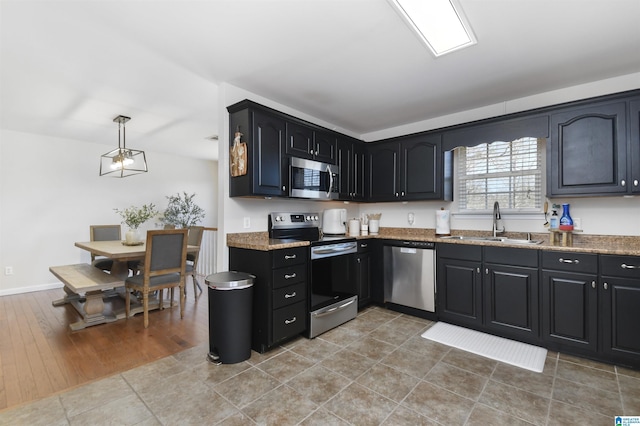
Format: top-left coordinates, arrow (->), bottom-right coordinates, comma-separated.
114,203 -> 158,244
161,192 -> 205,229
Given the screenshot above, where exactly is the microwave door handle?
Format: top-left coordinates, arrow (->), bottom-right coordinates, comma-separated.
326,165 -> 333,198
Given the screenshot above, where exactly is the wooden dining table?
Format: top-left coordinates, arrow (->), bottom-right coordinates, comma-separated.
50,240 -> 198,330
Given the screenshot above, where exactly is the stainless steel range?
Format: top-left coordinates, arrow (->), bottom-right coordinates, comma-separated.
269,212 -> 358,338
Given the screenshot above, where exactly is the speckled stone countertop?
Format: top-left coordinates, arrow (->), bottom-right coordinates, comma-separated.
227,228 -> 640,256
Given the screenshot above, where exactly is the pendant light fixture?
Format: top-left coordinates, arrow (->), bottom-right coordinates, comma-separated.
99,115 -> 148,177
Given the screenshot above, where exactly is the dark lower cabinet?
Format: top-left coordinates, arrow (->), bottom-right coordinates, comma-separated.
599,255 -> 640,366
437,244 -> 483,328
541,269 -> 598,352
354,240 -> 371,309
484,263 -> 539,343
229,246 -> 308,353
541,251 -> 599,354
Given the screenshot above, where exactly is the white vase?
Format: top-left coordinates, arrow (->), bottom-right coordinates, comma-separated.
125,228 -> 141,244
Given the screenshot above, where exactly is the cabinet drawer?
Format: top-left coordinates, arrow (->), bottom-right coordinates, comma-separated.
542,251 -> 597,273
273,282 -> 307,309
484,246 -> 538,267
272,301 -> 306,343
600,255 -> 640,278
437,243 -> 482,261
272,264 -> 307,289
272,247 -> 307,268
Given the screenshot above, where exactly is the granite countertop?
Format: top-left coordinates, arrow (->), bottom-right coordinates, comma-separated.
227,228 -> 640,256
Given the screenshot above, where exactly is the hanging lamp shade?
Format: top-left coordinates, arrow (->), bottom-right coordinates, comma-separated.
99,115 -> 148,177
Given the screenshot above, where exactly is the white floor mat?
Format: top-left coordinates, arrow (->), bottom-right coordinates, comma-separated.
421,322 -> 547,373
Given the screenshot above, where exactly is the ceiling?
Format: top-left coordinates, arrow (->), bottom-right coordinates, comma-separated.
2,0 -> 639,161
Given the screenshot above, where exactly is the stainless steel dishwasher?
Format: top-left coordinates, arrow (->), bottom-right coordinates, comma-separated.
383,241 -> 436,319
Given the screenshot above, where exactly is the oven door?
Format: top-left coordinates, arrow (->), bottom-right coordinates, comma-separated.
289,157 -> 339,200
310,251 -> 357,310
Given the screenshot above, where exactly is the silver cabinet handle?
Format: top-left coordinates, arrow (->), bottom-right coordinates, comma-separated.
284,254 -> 297,260
485,268 -> 489,274
634,179 -> 639,187
621,263 -> 640,269
621,179 -> 626,186
559,258 -> 580,264
603,282 -> 608,290
284,273 -> 297,279
284,317 -> 297,324
310,149 -> 314,154
592,281 -> 596,289
476,267 -> 480,273
282,185 -> 286,191
284,292 -> 297,298
361,243 -> 368,248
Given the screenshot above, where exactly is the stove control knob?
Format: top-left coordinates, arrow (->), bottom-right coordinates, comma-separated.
275,216 -> 282,222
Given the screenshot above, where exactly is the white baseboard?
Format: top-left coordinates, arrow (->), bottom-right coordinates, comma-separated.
0,281 -> 64,297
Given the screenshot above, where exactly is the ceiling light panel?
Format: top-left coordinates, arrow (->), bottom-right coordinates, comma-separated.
389,0 -> 476,57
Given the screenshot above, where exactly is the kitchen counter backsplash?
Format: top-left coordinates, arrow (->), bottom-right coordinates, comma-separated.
227,228 -> 640,256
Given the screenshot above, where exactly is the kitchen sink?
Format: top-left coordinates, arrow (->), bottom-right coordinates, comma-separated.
439,235 -> 543,245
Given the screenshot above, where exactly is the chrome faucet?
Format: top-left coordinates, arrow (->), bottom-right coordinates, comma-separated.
492,201 -> 505,237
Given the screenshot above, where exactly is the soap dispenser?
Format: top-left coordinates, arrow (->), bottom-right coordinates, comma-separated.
550,210 -> 559,230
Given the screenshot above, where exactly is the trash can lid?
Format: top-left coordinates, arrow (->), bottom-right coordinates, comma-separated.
205,271 -> 255,290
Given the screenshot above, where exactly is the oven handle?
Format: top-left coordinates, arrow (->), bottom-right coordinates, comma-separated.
326,164 -> 334,198
311,242 -> 357,257
312,299 -> 355,318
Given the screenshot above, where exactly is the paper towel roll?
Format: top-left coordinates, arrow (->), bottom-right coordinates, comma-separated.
436,210 -> 451,235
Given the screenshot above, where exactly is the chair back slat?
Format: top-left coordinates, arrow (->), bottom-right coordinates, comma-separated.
91,225 -> 121,241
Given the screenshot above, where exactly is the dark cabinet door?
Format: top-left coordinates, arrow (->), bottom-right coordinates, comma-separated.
599,276 -> 640,363
285,122 -> 314,160
353,142 -> 367,201
400,135 -> 441,200
484,264 -> 539,342
253,110 -> 287,197
313,130 -> 337,164
367,142 -> 399,201
355,252 -> 371,309
337,138 -> 353,199
541,270 -> 598,352
549,101 -> 627,196
437,257 -> 483,328
630,99 -> 640,194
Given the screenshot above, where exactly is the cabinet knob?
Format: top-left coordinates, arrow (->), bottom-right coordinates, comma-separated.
282,185 -> 286,191
592,281 -> 596,289
621,180 -> 626,187
357,258 -> 361,264
634,179 -> 639,187
310,149 -> 314,154
395,192 -> 399,197
476,267 -> 480,273
603,282 -> 608,290
401,191 -> 405,196
485,268 -> 489,274
361,243 -> 368,248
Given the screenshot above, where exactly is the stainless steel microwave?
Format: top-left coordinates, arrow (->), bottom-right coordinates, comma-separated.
289,157 -> 340,200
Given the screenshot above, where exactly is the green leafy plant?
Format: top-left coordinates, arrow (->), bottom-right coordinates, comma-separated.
162,192 -> 205,229
114,203 -> 158,229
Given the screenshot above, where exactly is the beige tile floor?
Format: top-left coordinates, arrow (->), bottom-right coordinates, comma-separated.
1,306 -> 638,425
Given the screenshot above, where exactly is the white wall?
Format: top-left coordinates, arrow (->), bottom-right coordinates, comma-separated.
216,73 -> 640,272
0,129 -> 218,294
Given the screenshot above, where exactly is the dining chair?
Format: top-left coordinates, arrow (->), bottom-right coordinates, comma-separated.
89,225 -> 121,272
185,226 -> 205,298
124,229 -> 188,328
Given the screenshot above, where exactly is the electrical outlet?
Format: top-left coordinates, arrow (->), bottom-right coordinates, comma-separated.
574,217 -> 582,230
5,266 -> 13,275
243,217 -> 251,229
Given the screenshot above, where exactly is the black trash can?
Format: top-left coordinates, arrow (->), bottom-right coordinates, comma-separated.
205,271 -> 255,364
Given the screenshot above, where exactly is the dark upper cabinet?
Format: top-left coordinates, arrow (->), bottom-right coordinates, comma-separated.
285,122 -> 337,164
548,101 -> 628,196
337,137 -> 367,201
367,134 -> 450,202
630,98 -> 640,194
228,103 -> 287,198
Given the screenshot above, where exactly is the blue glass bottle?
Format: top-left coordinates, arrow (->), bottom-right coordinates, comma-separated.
559,203 -> 573,230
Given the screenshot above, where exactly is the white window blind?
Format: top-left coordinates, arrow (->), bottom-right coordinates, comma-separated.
457,138 -> 543,212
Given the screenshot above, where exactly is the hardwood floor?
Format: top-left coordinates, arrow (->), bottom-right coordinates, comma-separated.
0,283 -> 210,411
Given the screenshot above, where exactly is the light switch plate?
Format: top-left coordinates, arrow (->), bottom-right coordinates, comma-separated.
243,217 -> 251,229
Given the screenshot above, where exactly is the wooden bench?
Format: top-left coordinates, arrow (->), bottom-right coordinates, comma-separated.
50,263 -> 169,331
50,264 -> 124,331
